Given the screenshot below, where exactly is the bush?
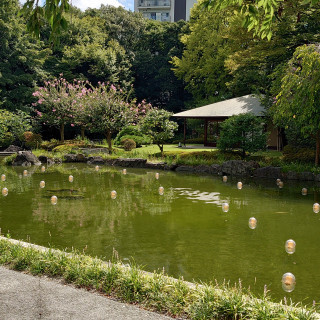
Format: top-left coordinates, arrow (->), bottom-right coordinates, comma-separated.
41,139 -> 61,151
0,132 -> 14,148
21,132 -> 42,149
122,139 -> 136,151
283,145 -> 315,163
217,113 -> 267,158
120,135 -> 152,147
114,126 -> 147,145
52,144 -> 81,154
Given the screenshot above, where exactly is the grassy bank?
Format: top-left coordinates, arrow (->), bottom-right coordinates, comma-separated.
0,237 -> 317,319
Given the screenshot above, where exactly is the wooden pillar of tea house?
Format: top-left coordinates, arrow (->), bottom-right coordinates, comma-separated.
183,118 -> 186,146
204,119 -> 208,146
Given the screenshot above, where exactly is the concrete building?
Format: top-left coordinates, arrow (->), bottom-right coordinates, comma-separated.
134,0 -> 197,22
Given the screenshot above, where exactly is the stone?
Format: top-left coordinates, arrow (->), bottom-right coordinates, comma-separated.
87,156 -> 105,165
4,145 -> 23,152
164,164 -> 178,171
221,160 -> 259,176
299,172 -> 315,181
175,166 -> 195,172
12,151 -> 41,166
145,162 -> 166,170
38,155 -> 55,165
64,154 -> 87,163
254,166 -> 282,179
113,158 -> 147,168
211,164 -> 222,175
194,165 -> 213,174
286,171 -> 300,180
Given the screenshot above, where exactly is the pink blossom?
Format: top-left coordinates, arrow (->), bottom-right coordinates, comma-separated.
52,109 -> 56,112
71,124 -> 75,127
38,99 -> 44,104
110,84 -> 116,91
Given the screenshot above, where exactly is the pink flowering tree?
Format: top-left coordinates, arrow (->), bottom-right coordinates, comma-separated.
33,76 -> 77,143
69,81 -> 94,140
90,83 -> 147,152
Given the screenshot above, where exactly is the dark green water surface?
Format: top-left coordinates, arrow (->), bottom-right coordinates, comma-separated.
1,163 -> 320,304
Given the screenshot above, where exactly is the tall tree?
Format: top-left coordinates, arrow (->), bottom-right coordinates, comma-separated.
271,44 -> 320,165
0,0 -> 50,111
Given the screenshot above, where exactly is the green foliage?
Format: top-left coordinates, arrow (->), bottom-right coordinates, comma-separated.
0,109 -> 32,147
122,138 -> 136,151
217,113 -> 267,158
120,135 -> 152,148
52,144 -> 80,153
283,145 -> 315,163
141,109 -> 178,156
21,131 -> 43,149
0,0 -> 51,112
114,126 -> 152,147
272,44 -> 320,165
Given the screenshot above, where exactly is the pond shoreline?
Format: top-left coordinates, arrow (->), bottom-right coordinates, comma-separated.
0,236 -> 318,319
4,150 -> 320,182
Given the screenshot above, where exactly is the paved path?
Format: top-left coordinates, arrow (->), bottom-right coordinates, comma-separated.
0,267 -> 173,320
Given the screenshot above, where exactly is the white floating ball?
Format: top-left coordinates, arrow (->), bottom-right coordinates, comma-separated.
122,168 -> 127,175
278,181 -> 284,188
301,188 -> 307,196
111,190 -> 117,199
313,203 -> 320,214
41,166 -> 46,173
2,187 -> 8,197
158,186 -> 164,195
222,203 -> 229,213
68,175 -> 73,183
1,174 -> 6,182
155,172 -> 160,180
95,165 -> 99,171
222,175 -> 227,182
23,170 -> 28,177
51,195 -> 57,205
40,181 -> 45,189
281,272 -> 296,292
237,182 -> 243,190
276,178 -> 281,185
248,217 -> 257,229
285,239 -> 296,254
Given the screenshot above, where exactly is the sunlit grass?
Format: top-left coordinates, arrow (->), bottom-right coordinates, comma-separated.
0,238 -> 318,320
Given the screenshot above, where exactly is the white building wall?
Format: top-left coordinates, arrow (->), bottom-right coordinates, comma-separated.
185,0 -> 197,20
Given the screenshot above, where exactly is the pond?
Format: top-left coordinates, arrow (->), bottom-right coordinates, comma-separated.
0,163 -> 319,304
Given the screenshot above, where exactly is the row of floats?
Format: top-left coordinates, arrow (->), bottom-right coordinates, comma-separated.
0,168 -> 315,293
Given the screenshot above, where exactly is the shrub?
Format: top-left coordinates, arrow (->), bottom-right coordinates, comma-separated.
120,135 -> 152,147
0,132 -> 14,148
283,145 -> 315,163
22,132 -> 42,149
122,139 -> 136,151
52,144 -> 81,154
114,126 -> 152,146
41,139 -> 61,151
217,113 -> 267,158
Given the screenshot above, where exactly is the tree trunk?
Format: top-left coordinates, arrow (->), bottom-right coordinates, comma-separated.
60,124 -> 65,143
81,127 -> 85,140
158,144 -> 164,157
105,130 -> 112,153
316,131 -> 320,166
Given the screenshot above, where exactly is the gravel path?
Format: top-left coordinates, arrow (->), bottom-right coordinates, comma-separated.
0,267 -> 173,320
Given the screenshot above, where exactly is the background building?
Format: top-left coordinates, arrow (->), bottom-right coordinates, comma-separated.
134,0 -> 197,22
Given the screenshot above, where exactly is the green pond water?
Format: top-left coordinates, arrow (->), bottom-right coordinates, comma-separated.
0,163 -> 320,304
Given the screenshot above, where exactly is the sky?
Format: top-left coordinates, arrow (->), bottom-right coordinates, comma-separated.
20,0 -> 134,13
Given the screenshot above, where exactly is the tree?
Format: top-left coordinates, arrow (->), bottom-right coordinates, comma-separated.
271,44 -> 320,165
217,113 -> 267,158
89,83 -> 139,152
33,76 -> 77,143
141,109 -> 178,156
0,0 -> 51,112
